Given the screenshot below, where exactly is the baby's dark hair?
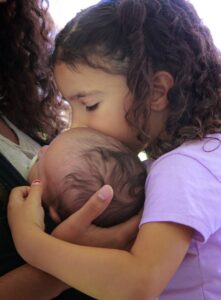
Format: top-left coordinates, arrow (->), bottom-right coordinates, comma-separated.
52,0 -> 221,158
54,129 -> 146,227
0,0 -> 64,141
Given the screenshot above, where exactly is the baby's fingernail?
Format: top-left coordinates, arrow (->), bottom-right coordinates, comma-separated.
98,185 -> 113,201
32,179 -> 41,185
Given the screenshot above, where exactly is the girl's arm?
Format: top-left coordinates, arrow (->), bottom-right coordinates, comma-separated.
2,184 -> 137,299
51,185 -> 139,249
8,183 -> 193,300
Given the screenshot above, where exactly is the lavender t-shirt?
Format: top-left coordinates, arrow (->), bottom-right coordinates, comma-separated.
140,134 -> 221,299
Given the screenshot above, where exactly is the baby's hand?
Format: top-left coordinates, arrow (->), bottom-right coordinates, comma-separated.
8,181 -> 45,251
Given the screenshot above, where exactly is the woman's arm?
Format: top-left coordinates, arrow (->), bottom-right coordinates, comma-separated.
8,183 -> 193,300
0,264 -> 67,300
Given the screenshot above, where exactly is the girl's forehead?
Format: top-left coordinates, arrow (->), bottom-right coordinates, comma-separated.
54,63 -> 100,82
54,63 -> 128,95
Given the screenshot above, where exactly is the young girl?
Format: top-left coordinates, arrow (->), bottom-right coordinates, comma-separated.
8,0 -> 221,299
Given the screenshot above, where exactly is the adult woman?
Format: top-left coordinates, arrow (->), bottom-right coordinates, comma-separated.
0,0 -> 69,298
0,1 -> 137,298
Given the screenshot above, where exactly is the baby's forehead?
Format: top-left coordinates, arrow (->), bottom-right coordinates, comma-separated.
50,129 -> 81,150
52,127 -> 127,160
65,127 -> 125,145
54,128 -> 101,149
48,130 -> 94,166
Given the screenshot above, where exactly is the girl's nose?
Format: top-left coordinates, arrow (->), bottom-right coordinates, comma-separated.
71,116 -> 87,129
71,122 -> 87,129
70,103 -> 88,128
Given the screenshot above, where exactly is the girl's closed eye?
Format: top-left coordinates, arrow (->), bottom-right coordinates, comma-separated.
85,102 -> 99,112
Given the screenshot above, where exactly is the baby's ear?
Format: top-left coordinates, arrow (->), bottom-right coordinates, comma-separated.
150,71 -> 174,111
48,206 -> 62,224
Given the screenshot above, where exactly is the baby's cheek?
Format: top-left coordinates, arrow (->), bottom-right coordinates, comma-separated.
27,163 -> 39,183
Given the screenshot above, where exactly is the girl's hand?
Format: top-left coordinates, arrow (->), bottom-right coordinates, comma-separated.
8,182 -> 45,242
8,183 -> 140,251
52,185 -> 140,250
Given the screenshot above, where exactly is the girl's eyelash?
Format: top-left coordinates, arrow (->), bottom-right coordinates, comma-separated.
85,103 -> 99,111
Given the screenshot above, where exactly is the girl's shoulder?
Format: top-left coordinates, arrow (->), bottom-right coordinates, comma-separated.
151,133 -> 221,181
142,134 -> 221,243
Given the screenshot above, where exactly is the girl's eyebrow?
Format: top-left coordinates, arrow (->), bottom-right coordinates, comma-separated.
68,90 -> 103,101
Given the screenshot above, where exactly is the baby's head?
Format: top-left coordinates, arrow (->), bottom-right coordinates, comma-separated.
28,128 -> 146,227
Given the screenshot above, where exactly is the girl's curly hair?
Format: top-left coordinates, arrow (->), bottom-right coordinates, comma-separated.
52,0 -> 221,158
0,0 -> 64,142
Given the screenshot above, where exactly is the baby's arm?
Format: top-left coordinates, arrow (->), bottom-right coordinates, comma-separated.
8,182 -> 193,300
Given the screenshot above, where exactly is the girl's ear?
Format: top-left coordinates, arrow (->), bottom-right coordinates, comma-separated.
48,206 -> 62,224
150,71 -> 174,112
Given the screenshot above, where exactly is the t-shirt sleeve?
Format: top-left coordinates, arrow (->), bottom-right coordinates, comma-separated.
140,153 -> 221,243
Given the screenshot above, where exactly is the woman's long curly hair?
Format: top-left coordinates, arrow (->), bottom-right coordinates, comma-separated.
52,0 -> 221,158
0,0 -> 64,142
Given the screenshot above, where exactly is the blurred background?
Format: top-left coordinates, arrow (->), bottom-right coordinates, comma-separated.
49,0 -> 221,49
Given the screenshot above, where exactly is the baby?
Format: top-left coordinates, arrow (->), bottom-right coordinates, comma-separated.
28,128 -> 146,227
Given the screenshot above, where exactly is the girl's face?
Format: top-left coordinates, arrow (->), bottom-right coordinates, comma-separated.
54,63 -> 139,150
